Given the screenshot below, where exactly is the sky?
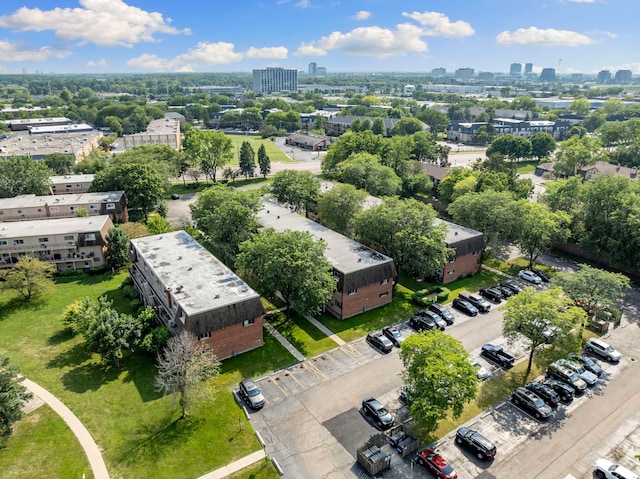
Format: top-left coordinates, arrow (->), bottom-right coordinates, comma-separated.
0,0 -> 638,75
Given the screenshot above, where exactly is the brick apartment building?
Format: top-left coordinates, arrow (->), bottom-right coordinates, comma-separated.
435,219 -> 485,284
50,174 -> 95,194
257,199 -> 396,319
129,231 -> 265,359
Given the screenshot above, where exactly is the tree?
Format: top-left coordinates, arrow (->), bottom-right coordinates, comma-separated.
61,297 -> 98,335
182,130 -> 234,183
371,117 -> 386,135
502,287 -> 586,380
529,132 -> 556,160
554,135 -> 604,177
45,153 -> 75,175
338,153 -> 403,197
239,141 -> 256,179
400,331 -> 478,434
105,226 -> 131,270
236,229 -> 335,321
353,197 -> 450,280
270,170 -> 320,215
112,144 -> 184,179
512,201 -> 570,268
486,135 -> 532,160
155,331 -> 221,418
0,156 -> 52,198
389,117 -> 424,136
146,214 -> 172,235
257,144 -> 271,178
551,265 -> 630,327
316,184 -> 367,235
567,98 -> 591,116
190,185 -> 261,260
83,297 -> 142,368
91,163 -> 166,221
1,256 -> 55,300
321,131 -> 387,174
0,356 -> 33,444
416,107 -> 450,133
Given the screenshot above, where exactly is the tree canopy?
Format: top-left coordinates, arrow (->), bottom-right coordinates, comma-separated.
182,129 -> 234,183
337,152 -> 403,197
316,184 -> 367,236
0,156 -> 52,198
270,169 -> 320,215
1,256 -> 55,300
0,357 -> 33,444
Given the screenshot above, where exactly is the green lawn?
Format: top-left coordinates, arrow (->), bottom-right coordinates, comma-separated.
226,458 -> 281,479
225,134 -> 293,164
0,272 -> 297,479
442,269 -> 509,302
515,160 -> 538,175
0,405 -> 93,479
484,257 -> 556,279
269,311 -> 339,358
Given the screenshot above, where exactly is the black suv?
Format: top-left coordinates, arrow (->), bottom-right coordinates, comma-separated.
511,387 -> 553,420
428,303 -> 455,325
455,427 -> 497,460
543,379 -> 574,402
525,381 -> 559,407
479,287 -> 504,303
547,363 -> 587,394
452,298 -> 479,316
408,314 -> 436,332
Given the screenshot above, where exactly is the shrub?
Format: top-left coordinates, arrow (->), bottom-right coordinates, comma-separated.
54,269 -> 84,277
122,285 -> 139,300
87,265 -> 108,275
120,277 -> 133,289
130,298 -> 142,311
412,285 -> 451,306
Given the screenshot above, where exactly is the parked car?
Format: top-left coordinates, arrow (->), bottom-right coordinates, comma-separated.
480,343 -> 515,368
452,298 -> 479,316
170,193 -> 180,200
399,385 -> 414,403
511,387 -> 553,420
543,379 -> 575,402
239,378 -> 265,410
585,338 -> 622,362
525,381 -> 559,408
457,291 -> 491,313
416,309 -> 446,330
494,284 -> 514,298
366,332 -> 393,354
556,359 -> 598,386
518,270 -> 542,284
408,314 -> 436,332
594,458 -> 640,479
469,358 -> 490,380
362,396 -> 394,429
429,303 -> 455,325
501,280 -> 523,294
382,326 -> 404,347
479,287 -> 504,303
569,352 -> 603,376
531,268 -> 551,282
455,427 -> 497,460
416,448 -> 458,479
547,363 -> 587,393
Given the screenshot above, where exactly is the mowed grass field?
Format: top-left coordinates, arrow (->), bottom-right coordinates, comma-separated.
0,272 -> 297,479
225,134 -> 293,164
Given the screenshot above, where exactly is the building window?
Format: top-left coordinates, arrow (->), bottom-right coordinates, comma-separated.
85,233 -> 96,241
348,288 -> 357,295
0,240 -> 6,245
93,258 -> 100,263
37,208 -> 42,212
69,206 -> 75,211
90,205 -> 97,209
335,301 -> 342,308
106,203 -> 116,210
448,270 -> 455,275
0,211 -> 4,215
38,237 -> 49,243
379,292 -> 389,298
50,207 -> 59,213
380,278 -> 389,285
472,250 -> 479,256
243,318 -> 255,327
13,239 -> 24,245
449,257 -> 456,263
64,235 -> 74,241
198,331 -> 211,340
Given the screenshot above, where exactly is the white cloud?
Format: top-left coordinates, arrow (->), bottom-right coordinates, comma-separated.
567,0 -> 596,3
128,42 -> 288,71
296,0 -> 311,7
496,27 -> 595,46
295,42 -> 328,56
402,11 -> 474,37
354,11 -> 371,21
295,23 -> 428,58
0,0 -> 190,48
601,62 -> 640,74
87,59 -> 108,67
0,40 -> 72,62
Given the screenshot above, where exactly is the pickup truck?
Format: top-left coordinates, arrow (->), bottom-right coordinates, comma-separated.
481,343 -> 515,368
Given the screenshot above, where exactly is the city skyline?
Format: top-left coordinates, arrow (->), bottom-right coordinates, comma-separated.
0,0 -> 638,75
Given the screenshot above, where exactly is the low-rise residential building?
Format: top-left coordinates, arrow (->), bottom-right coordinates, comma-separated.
0,191 -> 128,223
447,118 -> 571,143
435,219 -> 485,284
0,130 -> 103,161
0,215 -> 112,271
122,118 -> 181,151
129,231 -> 265,359
420,163 -> 452,192
50,174 -> 95,194
257,199 -> 396,319
579,161 -> 638,181
285,133 -> 336,151
325,116 -> 426,137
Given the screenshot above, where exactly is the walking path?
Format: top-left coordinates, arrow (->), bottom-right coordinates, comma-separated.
197,449 -> 267,479
263,320 -> 306,362
304,315 -> 345,346
23,378 -> 110,479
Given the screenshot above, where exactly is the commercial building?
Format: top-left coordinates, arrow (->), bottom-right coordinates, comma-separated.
597,70 -> 612,84
3,117 -> 72,131
122,118 -> 181,151
284,133 -> 336,151
50,174 -> 95,194
252,67 -> 298,93
308,62 -> 317,75
0,215 -> 112,271
614,70 -> 632,83
0,130 -> 103,161
0,191 -> 128,223
455,68 -> 475,79
539,68 -> 556,82
431,68 -> 446,77
524,63 -> 534,76
129,231 -> 265,359
510,63 -> 522,77
258,199 -> 395,320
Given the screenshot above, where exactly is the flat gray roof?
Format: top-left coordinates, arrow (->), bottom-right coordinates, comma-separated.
0,130 -> 102,157
257,198 -> 393,275
0,215 -> 110,238
50,174 -> 95,185
0,191 -> 124,209
130,231 -> 259,316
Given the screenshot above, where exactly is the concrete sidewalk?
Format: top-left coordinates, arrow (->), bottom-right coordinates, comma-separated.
304,315 -> 345,346
263,320 -> 306,362
23,378 -> 110,479
197,449 -> 267,479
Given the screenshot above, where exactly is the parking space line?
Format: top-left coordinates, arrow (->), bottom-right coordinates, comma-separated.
287,370 -> 304,389
303,360 -> 328,380
341,343 -> 368,365
268,374 -> 289,398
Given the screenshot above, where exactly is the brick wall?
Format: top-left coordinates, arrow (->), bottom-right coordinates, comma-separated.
203,316 -> 264,360
442,252 -> 481,284
332,279 -> 393,319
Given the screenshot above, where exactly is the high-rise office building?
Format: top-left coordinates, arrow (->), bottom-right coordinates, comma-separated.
431,67 -> 446,76
455,68 -> 474,79
252,67 -> 298,93
524,63 -> 533,76
539,68 -> 556,82
510,63 -> 522,77
614,70 -> 632,83
316,67 -> 327,75
597,70 -> 612,84
308,62 -> 317,75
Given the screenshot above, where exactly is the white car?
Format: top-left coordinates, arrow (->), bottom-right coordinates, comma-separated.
594,458 -> 639,479
469,358 -> 490,380
518,270 -> 542,284
585,338 -> 622,362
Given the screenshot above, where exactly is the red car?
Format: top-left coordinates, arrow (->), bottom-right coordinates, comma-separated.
416,449 -> 458,479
